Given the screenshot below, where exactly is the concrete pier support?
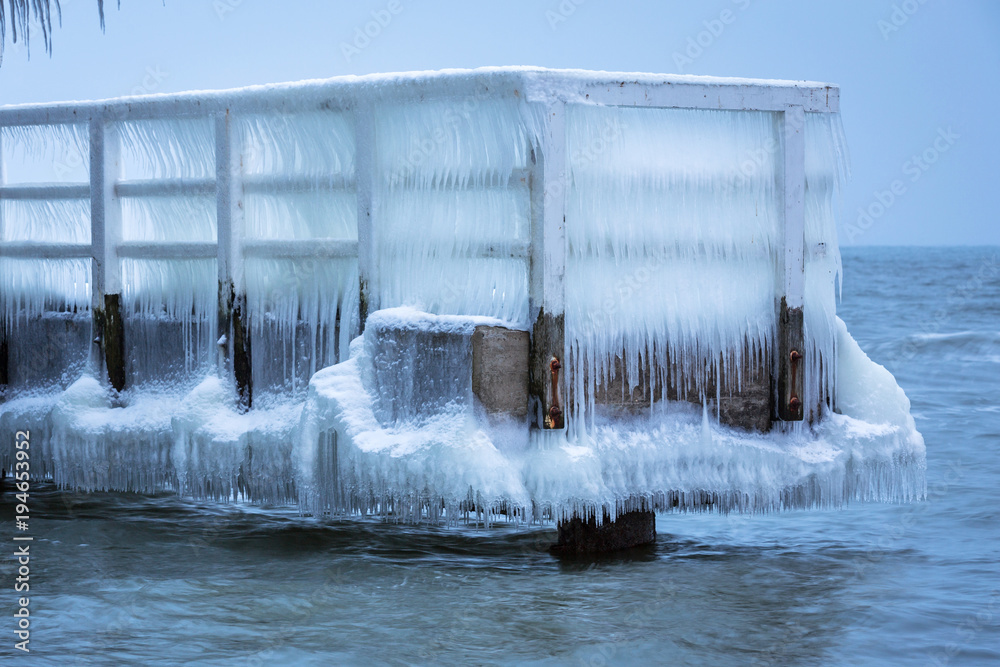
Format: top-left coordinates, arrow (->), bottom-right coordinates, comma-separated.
552,510 -> 656,555
472,325 -> 529,418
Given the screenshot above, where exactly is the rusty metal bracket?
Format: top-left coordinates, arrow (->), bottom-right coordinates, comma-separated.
545,356 -> 564,429
777,297 -> 805,421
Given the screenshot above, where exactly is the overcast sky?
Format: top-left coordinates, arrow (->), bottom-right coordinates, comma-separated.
1,0 -> 997,246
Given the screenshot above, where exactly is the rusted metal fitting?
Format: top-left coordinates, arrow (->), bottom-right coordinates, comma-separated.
788,349 -> 802,415
546,356 -> 564,429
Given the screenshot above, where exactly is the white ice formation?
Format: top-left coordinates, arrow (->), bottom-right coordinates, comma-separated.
0,68 -> 923,523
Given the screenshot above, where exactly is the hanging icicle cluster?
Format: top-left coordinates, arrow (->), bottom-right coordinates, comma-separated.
0,1 -> 118,66
0,70 -> 923,525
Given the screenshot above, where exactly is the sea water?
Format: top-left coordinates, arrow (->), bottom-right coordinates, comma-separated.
0,245 -> 996,665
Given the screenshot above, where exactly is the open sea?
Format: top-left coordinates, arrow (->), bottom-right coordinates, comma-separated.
1,245 -> 998,666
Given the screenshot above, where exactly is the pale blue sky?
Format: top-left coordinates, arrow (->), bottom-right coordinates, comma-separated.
1,0 -> 997,245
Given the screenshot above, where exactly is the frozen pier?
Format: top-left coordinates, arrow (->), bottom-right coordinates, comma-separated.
0,68 -> 924,544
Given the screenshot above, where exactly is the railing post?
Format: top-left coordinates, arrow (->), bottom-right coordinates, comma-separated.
90,119 -> 126,393
529,102 -> 567,429
354,103 -> 376,332
215,111 -> 252,409
778,105 -> 806,421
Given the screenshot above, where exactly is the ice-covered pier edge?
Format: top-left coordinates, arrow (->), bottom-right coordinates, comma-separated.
0,67 -> 924,526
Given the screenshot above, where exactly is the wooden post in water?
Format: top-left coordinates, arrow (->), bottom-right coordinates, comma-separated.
90,119 -> 126,393
215,111 -> 252,409
778,105 -> 806,421
529,102 -> 567,429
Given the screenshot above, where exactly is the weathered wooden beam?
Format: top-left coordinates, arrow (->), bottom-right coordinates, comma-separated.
354,103 -> 376,332
100,293 -> 126,393
777,298 -> 804,421
777,105 -> 806,422
232,291 -> 252,410
215,111 -> 252,409
528,102 -> 567,429
90,119 -> 126,392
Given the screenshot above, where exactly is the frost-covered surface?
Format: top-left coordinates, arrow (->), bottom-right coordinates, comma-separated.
565,105 -> 781,430
0,67 -> 836,117
563,105 -> 849,430
0,67 -> 924,524
0,309 -> 924,521
295,310 -> 923,522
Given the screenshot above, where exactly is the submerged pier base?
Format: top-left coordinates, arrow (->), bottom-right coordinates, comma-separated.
551,510 -> 656,555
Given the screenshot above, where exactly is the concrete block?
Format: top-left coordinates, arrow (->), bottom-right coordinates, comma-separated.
6,312 -> 91,390
472,325 -> 530,419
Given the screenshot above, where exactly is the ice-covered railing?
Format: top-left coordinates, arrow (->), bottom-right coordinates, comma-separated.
0,69 -> 840,415
0,68 -> 921,521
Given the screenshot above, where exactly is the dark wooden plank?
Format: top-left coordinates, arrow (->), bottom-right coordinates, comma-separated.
777,296 -> 804,421
232,292 -> 253,410
529,310 -> 565,429
101,293 -> 126,393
